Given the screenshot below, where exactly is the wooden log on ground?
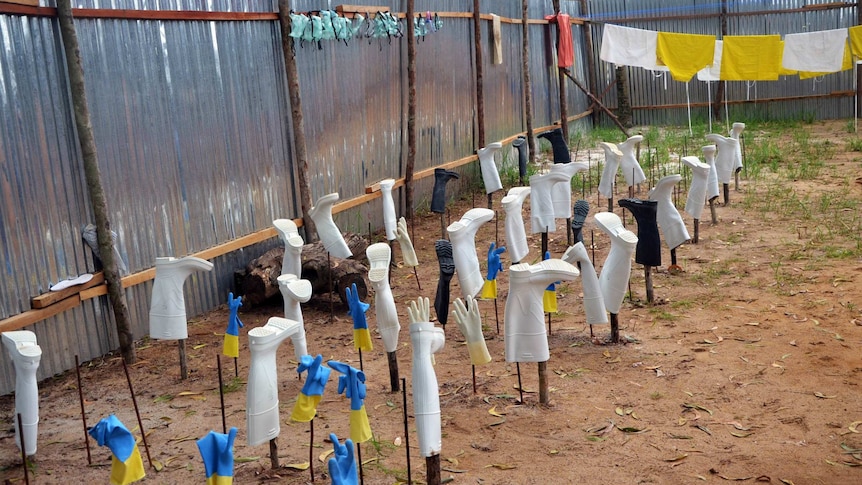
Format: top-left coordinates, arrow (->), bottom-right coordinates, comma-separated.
234,233 -> 368,307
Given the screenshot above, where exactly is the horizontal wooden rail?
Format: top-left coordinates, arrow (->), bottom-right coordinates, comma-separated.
587,2 -> 856,25
632,90 -> 853,111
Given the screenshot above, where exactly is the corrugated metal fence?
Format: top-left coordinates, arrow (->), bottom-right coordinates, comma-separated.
0,0 -> 856,394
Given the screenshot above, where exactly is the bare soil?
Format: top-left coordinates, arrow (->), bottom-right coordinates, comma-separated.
2,120 -> 862,484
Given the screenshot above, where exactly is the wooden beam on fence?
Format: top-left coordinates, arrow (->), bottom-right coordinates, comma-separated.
632,90 -> 855,111
587,2 -> 855,24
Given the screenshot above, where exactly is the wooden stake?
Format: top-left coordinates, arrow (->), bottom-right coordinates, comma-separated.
405,0 -> 417,221
538,361 -> 549,404
610,313 -> 620,343
516,362 -> 524,403
359,349 -> 364,372
178,339 -> 188,380
439,213 -> 446,240
644,266 -> 654,305
357,441 -> 365,485
693,219 -> 700,244
472,365 -> 477,394
234,357 -> 238,378
121,357 -> 153,470
217,355 -> 226,434
401,377 -> 412,485
74,355 -> 91,465
18,413 -> 29,485
566,217 -> 573,246
522,0 -> 536,167
328,251 -> 333,325
494,298 -> 500,334
387,351 -> 400,393
723,183 -> 730,206
412,266 -> 421,291
426,454 -> 441,485
547,312 -> 552,336
269,437 -> 279,469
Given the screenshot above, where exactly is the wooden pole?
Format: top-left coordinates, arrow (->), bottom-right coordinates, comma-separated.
405,0 -> 417,222
74,355 -> 92,465
426,455 -> 441,485
516,362 -> 524,403
17,413 -> 29,485
328,251 -> 333,325
269,438 -> 279,469
387,351 -> 400,393
472,365 -> 477,394
217,355 -> 226,434
56,0 -> 136,365
359,349 -> 364,372
538,361 -> 549,404
522,0 -> 536,165
473,0 -> 485,150
494,298 -> 500,334
709,199 -> 718,224
551,0 -> 568,139
562,68 -> 629,137
178,339 -> 188,380
277,0 -> 317,241
578,0 -> 600,127
401,377 -> 413,485
714,0 -> 728,121
693,219 -> 700,244
644,266 -> 654,304
412,266 -> 421,290
121,358 -> 153,470
610,313 -> 620,343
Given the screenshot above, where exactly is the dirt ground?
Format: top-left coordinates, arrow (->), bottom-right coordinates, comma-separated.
2,119 -> 862,484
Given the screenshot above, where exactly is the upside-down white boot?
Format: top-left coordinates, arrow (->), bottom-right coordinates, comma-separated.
529,170 -> 571,233
2,331 -> 41,456
702,144 -> 720,202
598,142 -> 623,199
367,243 -> 401,352
730,122 -> 745,174
308,193 -> 352,259
617,135 -> 647,187
477,142 -> 504,194
648,174 -> 691,251
504,259 -> 579,362
379,179 -> 398,241
501,187 -> 531,263
594,212 -> 638,314
682,156 -> 711,220
246,317 -> 306,446
551,162 -> 589,219
562,243 -> 607,325
704,134 -> 738,186
273,219 -> 304,277
410,320 -> 445,457
447,208 -> 495,299
149,256 -> 214,340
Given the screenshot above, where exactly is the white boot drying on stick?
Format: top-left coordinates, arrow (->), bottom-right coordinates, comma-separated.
395,217 -> 419,267
682,156 -> 711,220
273,218 -> 304,277
246,317 -> 307,446
308,193 -> 352,259
649,174 -> 691,251
408,297 -> 445,458
501,187 -> 531,263
447,208 -> 495,299
617,135 -> 647,187
594,212 -> 637,314
2,331 -> 41,456
367,243 -> 401,353
562,242 -> 608,325
551,162 -> 589,219
529,170 -> 571,233
702,144 -> 720,202
380,179 -> 398,241
478,142 -> 504,194
598,142 -> 623,199
704,134 -> 738,186
277,274 -> 312,332
730,122 -> 745,174
149,256 -> 214,340
504,259 -> 579,363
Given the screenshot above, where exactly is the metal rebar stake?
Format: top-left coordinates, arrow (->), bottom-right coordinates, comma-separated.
122,357 -> 153,470
18,413 -> 29,485
74,355 -> 91,464
217,355 -> 226,434
401,377 -> 412,485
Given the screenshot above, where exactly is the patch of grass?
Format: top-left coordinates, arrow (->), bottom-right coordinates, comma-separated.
847,138 -> 862,152
648,307 -> 678,322
650,392 -> 664,400
222,376 -> 244,393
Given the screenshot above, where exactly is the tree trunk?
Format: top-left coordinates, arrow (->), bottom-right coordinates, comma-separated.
616,66 -> 633,128
405,0 -> 416,225
57,0 -> 136,364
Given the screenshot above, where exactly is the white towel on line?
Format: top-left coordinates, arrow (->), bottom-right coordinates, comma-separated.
697,40 -> 723,81
600,23 -> 667,71
782,28 -> 848,73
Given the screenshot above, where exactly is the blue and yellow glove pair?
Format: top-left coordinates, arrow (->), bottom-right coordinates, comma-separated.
543,251 -> 559,313
346,283 -> 372,351
480,243 -> 506,300
196,427 -> 237,485
327,360 -> 372,443
223,292 -> 244,358
88,415 -> 146,485
290,354 -> 331,422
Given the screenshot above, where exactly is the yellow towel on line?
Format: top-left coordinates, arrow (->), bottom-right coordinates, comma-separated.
849,25 -> 862,59
720,35 -> 783,81
656,32 -> 716,82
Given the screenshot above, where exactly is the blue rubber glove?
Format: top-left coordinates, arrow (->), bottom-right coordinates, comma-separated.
327,360 -> 366,411
196,427 -> 237,483
486,242 -> 506,281
298,354 -> 331,397
89,415 -> 146,485
227,292 -> 244,335
328,433 -> 358,485
345,283 -> 370,331
544,251 -> 556,291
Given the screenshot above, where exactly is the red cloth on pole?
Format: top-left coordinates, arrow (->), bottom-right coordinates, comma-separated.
544,13 -> 574,67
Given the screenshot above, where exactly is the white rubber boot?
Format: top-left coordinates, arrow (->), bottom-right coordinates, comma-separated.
704,134 -> 738,185
380,179 -> 397,241
149,256 -> 214,340
276,274 -> 311,359
273,219 -> 304,277
246,317 -> 305,446
529,170 -> 571,233
617,135 -> 647,187
551,162 -> 589,219
594,212 -> 638,314
562,243 -> 608,325
648,174 -> 691,251
308,193 -> 352,259
730,122 -> 745,173
410,321 -> 445,457
504,259 -> 579,362
682,156 -> 711,220
702,144 -> 720,202
501,187 -> 531,263
598,142 -> 623,199
447,208 -> 495,299
478,142 -> 504,195
2,331 -> 41,456
367,243 -> 401,352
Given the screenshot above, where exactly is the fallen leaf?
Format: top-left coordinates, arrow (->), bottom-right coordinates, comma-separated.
361,457 -> 378,465
682,403 -> 714,415
319,449 -> 334,462
485,463 -> 517,470
848,421 -> 862,433
488,419 -> 506,427
731,431 -> 754,438
192,343 -> 207,350
668,434 -> 693,439
664,454 -> 688,462
615,407 -> 624,416
176,391 -> 202,397
235,456 -> 260,463
779,479 -> 795,485
814,392 -> 837,399
718,474 -> 754,481
442,467 -> 467,473
488,406 -> 505,417
617,426 -> 649,434
285,462 -> 310,470
724,421 -> 751,431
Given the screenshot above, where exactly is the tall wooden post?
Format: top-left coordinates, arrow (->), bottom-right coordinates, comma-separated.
474,0 -> 485,149
278,0 -> 317,241
552,0 -> 567,137
406,0 -> 417,224
522,0 -> 536,165
578,0 -> 599,127
714,0 -> 728,121
56,0 -> 136,364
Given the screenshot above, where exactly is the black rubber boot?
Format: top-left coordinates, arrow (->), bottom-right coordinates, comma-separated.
431,168 -> 460,214
571,199 -> 590,244
537,128 -> 571,164
434,239 -> 455,328
512,136 -> 529,182
618,198 -> 662,267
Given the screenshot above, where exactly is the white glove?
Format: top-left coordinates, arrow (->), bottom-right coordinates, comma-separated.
396,217 -> 419,267
452,296 -> 491,365
407,297 -> 430,324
